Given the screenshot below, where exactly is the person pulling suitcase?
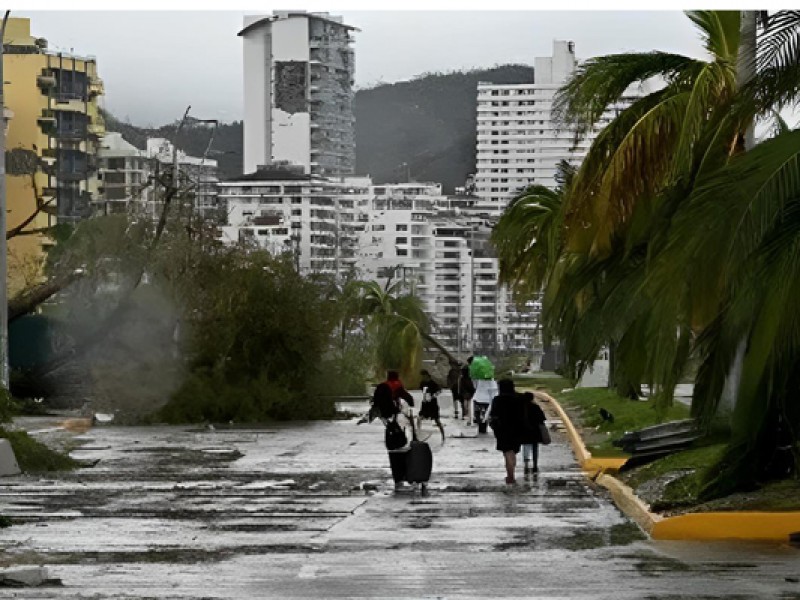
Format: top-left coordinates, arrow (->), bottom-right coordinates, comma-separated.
405,408 -> 433,495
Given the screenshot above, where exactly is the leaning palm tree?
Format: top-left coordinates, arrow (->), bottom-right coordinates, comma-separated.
355,280 -> 456,385
553,10 -> 743,258
548,10 -> 800,496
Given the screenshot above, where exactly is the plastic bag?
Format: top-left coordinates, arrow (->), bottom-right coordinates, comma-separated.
469,355 -> 495,380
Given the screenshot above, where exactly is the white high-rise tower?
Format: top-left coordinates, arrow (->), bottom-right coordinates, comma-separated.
239,11 -> 357,176
473,40 -> 639,213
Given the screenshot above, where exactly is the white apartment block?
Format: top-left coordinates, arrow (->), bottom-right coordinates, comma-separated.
240,11 -> 357,177
95,134 -> 218,221
353,186 -> 540,355
95,132 -> 155,217
219,171 -> 541,355
474,40 -> 638,213
217,166 -> 368,275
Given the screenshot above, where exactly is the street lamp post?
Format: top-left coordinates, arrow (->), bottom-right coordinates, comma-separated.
0,11 -> 12,390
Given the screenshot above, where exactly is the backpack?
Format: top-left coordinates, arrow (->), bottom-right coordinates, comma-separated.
373,382 -> 398,420
385,418 -> 408,451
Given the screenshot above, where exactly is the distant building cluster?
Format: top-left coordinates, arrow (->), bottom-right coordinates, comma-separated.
2,12 -> 636,356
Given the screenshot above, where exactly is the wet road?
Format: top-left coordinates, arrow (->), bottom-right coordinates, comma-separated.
0,398 -> 798,599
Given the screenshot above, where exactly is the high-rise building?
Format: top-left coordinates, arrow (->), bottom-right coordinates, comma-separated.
474,40 -> 635,213
3,17 -> 105,293
239,11 -> 357,177
217,167 -> 367,275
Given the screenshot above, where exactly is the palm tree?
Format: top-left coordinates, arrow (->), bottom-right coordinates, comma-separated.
553,11 -> 743,258
508,10 -> 800,496
354,279 -> 457,385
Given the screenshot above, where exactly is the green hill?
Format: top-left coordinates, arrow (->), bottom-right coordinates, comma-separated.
104,64 -> 535,192
354,65 -> 534,192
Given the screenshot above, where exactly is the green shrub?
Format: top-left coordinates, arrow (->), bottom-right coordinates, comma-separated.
155,368 -> 337,424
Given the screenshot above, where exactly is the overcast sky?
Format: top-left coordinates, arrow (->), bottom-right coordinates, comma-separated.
18,10 -> 707,126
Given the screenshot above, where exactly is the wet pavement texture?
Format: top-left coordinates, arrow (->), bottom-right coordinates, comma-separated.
0,397 -> 798,599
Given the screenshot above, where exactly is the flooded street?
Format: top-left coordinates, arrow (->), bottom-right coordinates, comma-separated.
0,405 -> 798,599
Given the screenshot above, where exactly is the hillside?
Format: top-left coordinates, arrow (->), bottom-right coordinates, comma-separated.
104,64 -> 535,191
101,111 -> 245,181
354,65 -> 534,193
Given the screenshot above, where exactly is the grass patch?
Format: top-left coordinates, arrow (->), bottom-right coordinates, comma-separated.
513,372 -> 574,396
622,442 -> 728,511
0,428 -> 80,472
554,387 -> 691,456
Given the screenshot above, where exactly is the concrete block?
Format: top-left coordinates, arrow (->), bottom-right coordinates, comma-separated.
0,438 -> 21,476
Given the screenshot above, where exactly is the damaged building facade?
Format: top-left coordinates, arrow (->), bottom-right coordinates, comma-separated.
240,11 -> 356,178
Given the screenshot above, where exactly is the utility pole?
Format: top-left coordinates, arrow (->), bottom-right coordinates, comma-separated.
0,11 -> 11,390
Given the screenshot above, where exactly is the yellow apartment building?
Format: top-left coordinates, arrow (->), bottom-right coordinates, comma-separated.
3,17 -> 105,295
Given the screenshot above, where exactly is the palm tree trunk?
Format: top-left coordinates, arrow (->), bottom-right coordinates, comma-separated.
718,11 -> 758,422
421,330 -> 458,365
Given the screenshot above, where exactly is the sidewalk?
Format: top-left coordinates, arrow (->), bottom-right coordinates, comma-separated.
0,400 -> 798,598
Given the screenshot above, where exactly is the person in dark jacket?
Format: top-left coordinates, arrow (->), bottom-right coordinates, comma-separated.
418,369 -> 445,442
486,379 -> 525,484
459,358 -> 476,422
384,370 -> 414,411
446,361 -> 463,419
519,391 -> 546,475
373,376 -> 413,492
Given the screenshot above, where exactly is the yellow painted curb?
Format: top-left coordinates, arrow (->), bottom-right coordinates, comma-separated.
596,473 -> 660,534
531,390 -> 592,465
532,389 -> 800,543
652,511 -> 800,541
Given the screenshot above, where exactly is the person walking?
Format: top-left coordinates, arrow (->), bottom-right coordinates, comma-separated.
469,356 -> 497,433
384,370 -> 415,409
487,379 -> 525,484
374,371 -> 415,492
446,361 -> 463,419
459,357 -> 476,423
519,391 -> 546,475
418,369 -> 445,442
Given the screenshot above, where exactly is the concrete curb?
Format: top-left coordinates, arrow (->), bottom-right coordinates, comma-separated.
533,390 -> 800,543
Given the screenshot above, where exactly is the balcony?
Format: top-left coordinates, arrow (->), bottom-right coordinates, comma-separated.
88,77 -> 104,97
37,74 -> 56,90
37,113 -> 56,130
55,127 -> 87,141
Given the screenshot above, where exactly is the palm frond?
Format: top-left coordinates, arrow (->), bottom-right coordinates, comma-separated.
564,90 -> 690,256
757,10 -> 800,71
671,61 -> 737,177
492,184 -> 563,295
553,52 -> 699,137
686,10 -> 741,63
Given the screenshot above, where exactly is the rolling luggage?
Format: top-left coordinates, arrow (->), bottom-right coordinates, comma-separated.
405,410 -> 433,485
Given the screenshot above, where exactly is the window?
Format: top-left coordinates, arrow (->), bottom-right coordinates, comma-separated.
396,249 -> 408,256
395,237 -> 408,245
395,224 -> 408,231
373,224 -> 385,231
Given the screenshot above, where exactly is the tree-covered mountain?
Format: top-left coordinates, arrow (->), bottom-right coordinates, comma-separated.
354,65 -> 534,192
101,111 -> 245,181
104,64 -> 535,191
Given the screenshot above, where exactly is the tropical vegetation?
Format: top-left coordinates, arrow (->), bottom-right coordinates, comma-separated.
493,10 -> 800,497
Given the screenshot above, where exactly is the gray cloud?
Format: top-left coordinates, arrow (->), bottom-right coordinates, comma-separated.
20,10 -> 703,126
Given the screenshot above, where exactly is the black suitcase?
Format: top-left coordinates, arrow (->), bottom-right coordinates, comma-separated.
388,450 -> 408,483
405,410 -> 433,483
